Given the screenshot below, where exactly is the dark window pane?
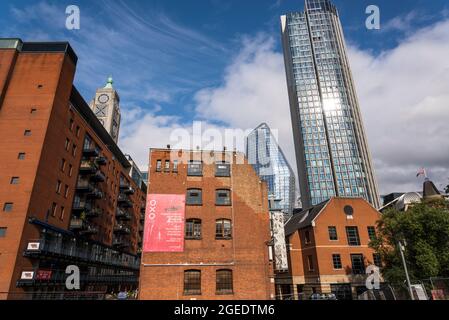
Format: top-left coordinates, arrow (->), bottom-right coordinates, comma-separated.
0,228 -> 7,237
216,189 -> 231,206
3,203 -> 13,212
328,226 -> 338,240
332,254 -> 342,269
367,226 -> 376,241
186,219 -> 201,239
216,219 -> 232,239
351,254 -> 365,274
188,161 -> 202,176
186,189 -> 202,205
373,254 -> 382,268
156,160 -> 162,172
184,270 -> 201,295
216,270 -> 233,295
346,227 -> 360,246
215,162 -> 230,177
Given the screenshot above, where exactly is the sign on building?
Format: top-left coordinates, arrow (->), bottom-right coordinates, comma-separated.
143,194 -> 186,252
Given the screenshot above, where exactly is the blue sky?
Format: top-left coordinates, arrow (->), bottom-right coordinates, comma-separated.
1,0 -> 449,194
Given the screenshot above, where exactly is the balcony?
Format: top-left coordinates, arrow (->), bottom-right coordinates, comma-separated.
117,194 -> 133,208
114,224 -> 131,235
116,209 -> 132,221
91,170 -> 106,182
69,218 -> 98,235
140,213 -> 145,222
80,224 -> 98,236
83,146 -> 100,157
76,180 -> 95,193
85,207 -> 102,218
72,201 -> 93,213
79,160 -> 99,175
87,188 -> 103,200
95,156 -> 107,166
122,187 -> 135,195
112,238 -> 129,248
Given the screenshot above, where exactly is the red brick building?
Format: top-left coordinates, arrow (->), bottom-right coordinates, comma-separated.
139,149 -> 274,300
0,39 -> 145,299
277,197 -> 382,300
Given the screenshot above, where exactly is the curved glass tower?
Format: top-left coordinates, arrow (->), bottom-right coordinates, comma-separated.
281,0 -> 380,208
246,123 -> 296,216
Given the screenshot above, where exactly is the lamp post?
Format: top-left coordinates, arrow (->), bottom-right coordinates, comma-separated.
398,239 -> 414,300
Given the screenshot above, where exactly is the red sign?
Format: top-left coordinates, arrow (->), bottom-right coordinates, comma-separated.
143,194 -> 185,252
36,270 -> 52,280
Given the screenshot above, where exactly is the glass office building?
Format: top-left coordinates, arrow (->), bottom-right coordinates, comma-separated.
281,0 -> 380,208
246,123 -> 296,216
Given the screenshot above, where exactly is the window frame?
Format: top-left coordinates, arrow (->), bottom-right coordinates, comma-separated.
183,270 -> 201,296
216,219 -> 232,240
186,189 -> 203,206
216,269 -> 233,295
185,219 -> 202,240
215,189 -> 231,206
2,203 -> 13,212
215,162 -> 231,177
0,227 -> 7,238
156,160 -> 162,172
332,254 -> 342,270
346,226 -> 361,246
350,254 -> 365,275
187,160 -> 203,177
10,177 -> 20,185
367,226 -> 376,241
328,226 -> 338,241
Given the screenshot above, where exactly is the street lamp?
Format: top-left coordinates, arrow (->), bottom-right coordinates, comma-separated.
398,239 -> 414,300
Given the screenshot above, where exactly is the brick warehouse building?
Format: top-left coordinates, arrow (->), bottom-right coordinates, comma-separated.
0,39 -> 145,299
139,149 -> 275,300
276,198 -> 383,300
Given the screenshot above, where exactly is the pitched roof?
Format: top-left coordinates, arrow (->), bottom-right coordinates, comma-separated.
285,199 -> 330,236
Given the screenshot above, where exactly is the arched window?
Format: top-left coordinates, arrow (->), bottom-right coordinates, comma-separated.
186,189 -> 202,205
184,270 -> 201,295
216,219 -> 232,240
185,219 -> 202,239
216,189 -> 231,206
216,269 -> 233,295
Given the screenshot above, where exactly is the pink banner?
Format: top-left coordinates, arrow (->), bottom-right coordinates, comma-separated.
143,194 -> 185,252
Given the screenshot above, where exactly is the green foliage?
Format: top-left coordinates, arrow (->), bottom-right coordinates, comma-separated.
370,199 -> 449,284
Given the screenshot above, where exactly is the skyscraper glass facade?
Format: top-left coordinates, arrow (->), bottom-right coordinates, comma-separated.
281,0 -> 380,208
246,123 -> 296,216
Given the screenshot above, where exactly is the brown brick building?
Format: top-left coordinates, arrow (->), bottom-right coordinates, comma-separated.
139,149 -> 274,300
0,39 -> 145,300
277,197 -> 382,300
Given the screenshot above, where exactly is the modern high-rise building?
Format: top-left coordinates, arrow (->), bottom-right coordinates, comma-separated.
280,0 -> 380,209
89,77 -> 121,143
246,123 -> 296,216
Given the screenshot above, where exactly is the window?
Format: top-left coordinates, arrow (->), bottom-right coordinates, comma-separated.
65,138 -> 70,151
51,203 -> 57,217
332,254 -> 342,269
186,189 -> 202,205
60,206 -> 65,220
351,254 -> 365,274
216,189 -> 231,206
185,219 -> 202,239
187,161 -> 202,176
367,226 -> 376,241
3,203 -> 13,212
215,162 -> 230,177
30,108 -> 37,114
173,160 -> 178,173
373,254 -> 382,268
328,226 -> 338,241
216,270 -> 233,295
64,185 -> 69,198
307,255 -> 314,271
18,153 -> 26,160
10,177 -> 20,185
72,144 -> 77,157
24,130 -> 32,136
164,160 -> 170,172
156,160 -> 162,172
216,219 -> 232,239
56,180 -> 62,194
60,159 -> 66,172
69,118 -> 74,131
76,126 -> 80,137
0,228 -> 6,238
68,164 -> 73,177
184,270 -> 201,295
346,226 -> 361,246
304,230 -> 311,244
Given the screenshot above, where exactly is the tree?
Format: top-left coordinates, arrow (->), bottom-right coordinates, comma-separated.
370,199 -> 449,286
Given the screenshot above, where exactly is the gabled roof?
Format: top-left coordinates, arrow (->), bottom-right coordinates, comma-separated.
285,199 -> 330,236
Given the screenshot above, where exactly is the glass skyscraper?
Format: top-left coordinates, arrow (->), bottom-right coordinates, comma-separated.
281,0 -> 380,209
246,123 -> 296,216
